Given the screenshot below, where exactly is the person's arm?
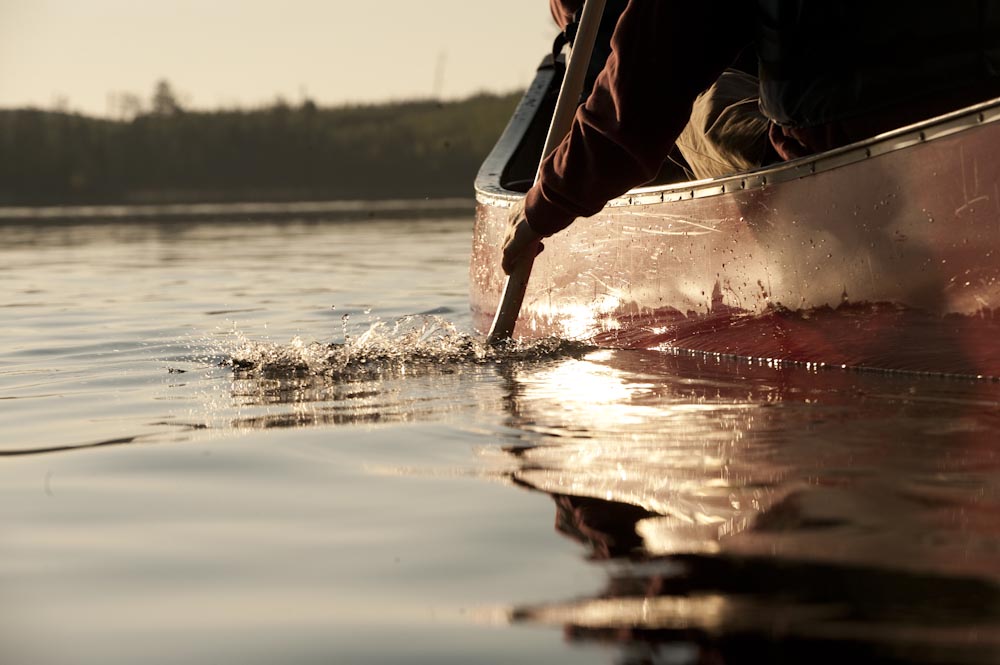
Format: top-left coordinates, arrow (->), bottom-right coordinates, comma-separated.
524,1 -> 753,237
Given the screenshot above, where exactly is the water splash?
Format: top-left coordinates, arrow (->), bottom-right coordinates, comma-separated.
225,315 -> 590,379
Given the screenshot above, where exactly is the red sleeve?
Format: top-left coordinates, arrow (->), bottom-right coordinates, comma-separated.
526,1 -> 753,236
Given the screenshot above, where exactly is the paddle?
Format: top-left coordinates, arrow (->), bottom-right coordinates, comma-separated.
486,0 -> 609,345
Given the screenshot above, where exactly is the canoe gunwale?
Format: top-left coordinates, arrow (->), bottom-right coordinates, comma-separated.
474,59 -> 1000,208
474,60 -> 558,208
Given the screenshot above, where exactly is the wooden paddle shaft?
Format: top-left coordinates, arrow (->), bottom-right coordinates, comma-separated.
536,0 -> 608,179
486,0 -> 608,344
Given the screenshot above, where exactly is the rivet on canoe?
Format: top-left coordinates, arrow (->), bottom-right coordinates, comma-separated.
864,147 -> 872,158
918,131 -> 926,142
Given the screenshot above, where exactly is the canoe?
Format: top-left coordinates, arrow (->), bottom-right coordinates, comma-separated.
470,58 -> 1000,378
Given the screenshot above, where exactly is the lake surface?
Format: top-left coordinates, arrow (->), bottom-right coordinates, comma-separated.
1,213 -> 999,664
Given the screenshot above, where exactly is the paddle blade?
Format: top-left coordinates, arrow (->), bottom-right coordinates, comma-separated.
486,243 -> 538,345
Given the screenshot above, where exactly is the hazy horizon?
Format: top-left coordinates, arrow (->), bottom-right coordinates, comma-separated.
0,0 -> 556,117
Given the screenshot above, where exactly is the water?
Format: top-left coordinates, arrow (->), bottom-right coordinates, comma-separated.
1,214 -> 999,665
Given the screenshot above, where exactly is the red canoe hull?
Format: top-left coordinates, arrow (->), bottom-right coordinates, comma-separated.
471,63 -> 1000,377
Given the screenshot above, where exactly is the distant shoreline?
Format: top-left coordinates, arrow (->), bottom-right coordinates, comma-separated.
0,93 -> 520,210
0,197 -> 476,225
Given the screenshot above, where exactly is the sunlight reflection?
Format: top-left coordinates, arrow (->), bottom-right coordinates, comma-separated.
517,350 -> 659,426
535,295 -> 621,340
506,351 -> 771,557
513,593 -> 731,632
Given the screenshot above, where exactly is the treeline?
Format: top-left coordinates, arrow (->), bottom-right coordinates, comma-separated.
0,92 -> 521,206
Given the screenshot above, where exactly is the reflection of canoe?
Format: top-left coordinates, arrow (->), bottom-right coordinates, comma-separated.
470,59 -> 1000,377
497,349 -> 1000,661
509,553 -> 1000,663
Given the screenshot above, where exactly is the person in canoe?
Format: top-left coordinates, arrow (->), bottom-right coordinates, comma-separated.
502,0 -> 1000,274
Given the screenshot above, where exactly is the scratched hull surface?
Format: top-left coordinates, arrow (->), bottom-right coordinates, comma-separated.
470,70 -> 1000,377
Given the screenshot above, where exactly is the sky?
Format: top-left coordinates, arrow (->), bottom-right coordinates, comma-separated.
0,0 -> 557,116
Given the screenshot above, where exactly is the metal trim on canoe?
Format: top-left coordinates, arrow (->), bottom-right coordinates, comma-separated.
474,59 -> 1000,208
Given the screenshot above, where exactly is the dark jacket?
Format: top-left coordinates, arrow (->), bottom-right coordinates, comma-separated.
757,0 -> 1000,128
528,0 -> 1000,236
